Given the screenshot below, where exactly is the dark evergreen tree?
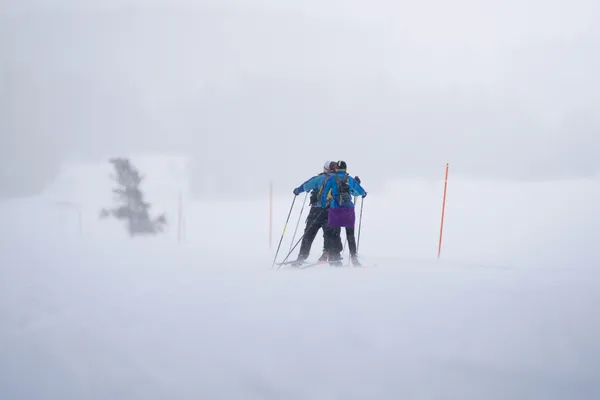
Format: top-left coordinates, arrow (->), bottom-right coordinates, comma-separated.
100,158 -> 166,236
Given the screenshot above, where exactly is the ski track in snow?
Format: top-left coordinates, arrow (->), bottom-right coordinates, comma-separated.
2,174 -> 600,399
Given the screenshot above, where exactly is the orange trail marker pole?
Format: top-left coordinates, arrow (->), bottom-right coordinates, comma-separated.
438,163 -> 449,259
269,181 -> 273,249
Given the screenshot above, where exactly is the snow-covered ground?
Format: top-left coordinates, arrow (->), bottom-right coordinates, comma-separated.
1,160 -> 600,399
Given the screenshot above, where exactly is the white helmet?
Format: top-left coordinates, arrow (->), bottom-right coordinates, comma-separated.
323,160 -> 331,171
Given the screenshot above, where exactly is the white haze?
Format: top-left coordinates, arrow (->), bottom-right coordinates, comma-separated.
2,0 -> 600,197
2,2 -> 600,396
1,159 -> 600,398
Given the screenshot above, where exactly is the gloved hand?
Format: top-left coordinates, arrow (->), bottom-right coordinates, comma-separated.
354,176 -> 361,184
293,187 -> 302,195
362,192 -> 367,198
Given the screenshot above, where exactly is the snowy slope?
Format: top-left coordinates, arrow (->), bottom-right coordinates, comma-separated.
1,159 -> 600,399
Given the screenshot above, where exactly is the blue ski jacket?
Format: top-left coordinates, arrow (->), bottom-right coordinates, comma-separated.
320,172 -> 367,208
293,173 -> 331,208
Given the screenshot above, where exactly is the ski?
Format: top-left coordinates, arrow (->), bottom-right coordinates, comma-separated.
275,260 -> 308,267
298,260 -> 329,269
275,258 -> 377,269
276,259 -> 333,268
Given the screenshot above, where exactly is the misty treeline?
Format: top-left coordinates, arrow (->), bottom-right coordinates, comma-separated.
100,158 -> 167,237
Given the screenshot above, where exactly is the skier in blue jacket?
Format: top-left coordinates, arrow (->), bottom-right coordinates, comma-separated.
320,160 -> 367,266
289,161 -> 340,266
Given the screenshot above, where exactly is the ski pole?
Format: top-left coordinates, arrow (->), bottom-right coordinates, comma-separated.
276,232 -> 305,270
276,207 -> 326,270
356,196 -> 364,254
271,195 -> 297,268
288,193 -> 308,254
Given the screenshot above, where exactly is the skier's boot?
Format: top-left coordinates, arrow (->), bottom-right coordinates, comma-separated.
317,252 -> 329,262
289,257 -> 306,267
329,254 -> 344,267
351,255 -> 362,267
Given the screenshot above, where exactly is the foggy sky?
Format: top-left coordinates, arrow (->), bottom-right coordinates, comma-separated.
2,0 -> 599,197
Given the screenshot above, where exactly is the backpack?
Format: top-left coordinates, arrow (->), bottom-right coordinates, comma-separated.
322,173 -> 351,207
334,173 -> 352,206
309,172 -> 329,207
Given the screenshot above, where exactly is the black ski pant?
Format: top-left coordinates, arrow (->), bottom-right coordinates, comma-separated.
344,227 -> 358,258
297,207 -> 329,260
325,226 -> 343,261
325,226 -> 357,261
